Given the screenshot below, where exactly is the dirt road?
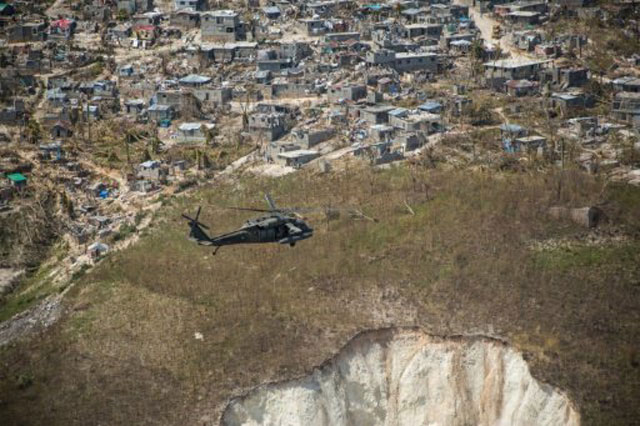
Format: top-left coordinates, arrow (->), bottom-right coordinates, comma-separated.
453,0 -> 532,61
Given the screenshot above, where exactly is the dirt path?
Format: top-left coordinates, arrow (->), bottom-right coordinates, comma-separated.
453,0 -> 532,61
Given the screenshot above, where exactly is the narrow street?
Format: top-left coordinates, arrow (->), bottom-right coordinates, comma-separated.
453,0 -> 533,61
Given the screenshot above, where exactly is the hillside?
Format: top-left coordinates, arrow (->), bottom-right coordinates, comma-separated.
0,165 -> 639,425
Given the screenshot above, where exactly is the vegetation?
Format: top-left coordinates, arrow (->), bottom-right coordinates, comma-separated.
0,166 -> 638,425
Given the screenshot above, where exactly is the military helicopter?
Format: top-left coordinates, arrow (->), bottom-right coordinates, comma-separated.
182,194 -> 314,255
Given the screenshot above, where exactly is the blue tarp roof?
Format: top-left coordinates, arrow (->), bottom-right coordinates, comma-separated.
418,101 -> 443,112
263,6 -> 281,14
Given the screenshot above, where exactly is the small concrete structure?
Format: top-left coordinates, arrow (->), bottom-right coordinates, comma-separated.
276,150 -> 320,168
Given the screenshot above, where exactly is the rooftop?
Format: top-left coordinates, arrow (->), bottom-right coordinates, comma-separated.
484,59 -> 547,68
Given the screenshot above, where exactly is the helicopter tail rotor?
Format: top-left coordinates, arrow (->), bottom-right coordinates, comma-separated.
182,206 -> 212,243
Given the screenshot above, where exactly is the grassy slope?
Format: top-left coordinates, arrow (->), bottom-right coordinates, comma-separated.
0,165 -> 639,425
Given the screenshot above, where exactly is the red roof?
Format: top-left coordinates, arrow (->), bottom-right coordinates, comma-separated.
134,25 -> 156,32
51,19 -> 73,30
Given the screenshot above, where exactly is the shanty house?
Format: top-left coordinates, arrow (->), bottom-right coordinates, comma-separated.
361,105 -> 395,125
124,99 -> 146,116
171,8 -> 201,28
50,121 -> 73,138
7,22 -> 47,43
6,173 -> 27,189
484,59 -> 545,81
177,122 -> 215,143
276,150 -> 320,168
611,92 -> 640,129
174,0 -> 206,10
148,104 -> 174,122
49,19 -> 76,39
201,10 -> 245,42
292,128 -> 334,149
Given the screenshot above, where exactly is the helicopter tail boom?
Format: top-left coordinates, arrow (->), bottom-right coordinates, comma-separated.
182,207 -> 214,245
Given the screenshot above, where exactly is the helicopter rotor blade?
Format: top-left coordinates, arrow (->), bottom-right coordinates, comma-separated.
196,206 -> 202,221
182,210 -> 209,230
226,207 -> 273,213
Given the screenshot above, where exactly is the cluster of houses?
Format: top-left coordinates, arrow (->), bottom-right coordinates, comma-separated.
0,0 -> 639,176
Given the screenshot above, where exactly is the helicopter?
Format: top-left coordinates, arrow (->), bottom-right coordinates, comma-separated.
182,194 -> 314,255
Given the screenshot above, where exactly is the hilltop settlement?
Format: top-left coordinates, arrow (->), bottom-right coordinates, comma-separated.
0,0 -> 639,311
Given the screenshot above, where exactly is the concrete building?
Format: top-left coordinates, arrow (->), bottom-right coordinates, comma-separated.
484,59 -> 546,80
117,0 -> 153,14
201,10 -> 245,42
174,0 -> 206,11
328,84 -> 367,103
611,92 -> 640,129
276,150 -> 320,168
292,128 -> 334,149
367,49 -> 440,74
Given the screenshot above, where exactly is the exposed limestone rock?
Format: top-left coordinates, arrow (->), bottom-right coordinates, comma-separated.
222,329 -> 579,426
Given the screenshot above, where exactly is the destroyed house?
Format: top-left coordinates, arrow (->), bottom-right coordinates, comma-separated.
276,150 -> 320,168
612,76 -> 640,93
148,104 -> 174,121
506,11 -> 541,26
109,24 -> 132,39
201,10 -> 245,42
133,24 -> 158,41
361,105 -> 395,125
441,33 -> 475,50
46,88 -> 68,107
171,9 -> 201,28
484,59 -> 545,81
248,104 -> 294,141
133,12 -> 163,26
495,1 -> 547,16
118,64 -> 135,77
257,57 -> 293,72
506,79 -> 539,97
7,22 -> 47,43
388,109 -> 442,133
117,0 -> 153,14
292,128 -> 334,149
263,6 -> 281,19
551,92 -> 594,110
124,99 -> 146,116
278,42 -> 313,62
544,67 -> 589,88
177,122 -> 215,142
49,19 -> 76,39
393,52 -> 440,73
50,121 -> 73,138
611,92 -> 640,129
138,160 -> 165,180
328,84 -> 367,102
404,24 -> 443,39
298,18 -> 328,36
325,32 -> 360,42
175,0 -> 206,10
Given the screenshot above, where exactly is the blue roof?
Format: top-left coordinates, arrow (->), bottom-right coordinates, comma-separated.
418,101 -> 442,112
178,74 -> 211,84
263,6 -> 281,14
389,108 -> 408,117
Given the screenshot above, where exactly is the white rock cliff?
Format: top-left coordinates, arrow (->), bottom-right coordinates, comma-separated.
222,329 -> 580,426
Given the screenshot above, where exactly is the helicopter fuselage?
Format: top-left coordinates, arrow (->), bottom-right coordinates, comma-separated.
195,214 -> 313,247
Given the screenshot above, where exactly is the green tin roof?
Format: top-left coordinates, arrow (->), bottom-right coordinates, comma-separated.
6,173 -> 27,183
